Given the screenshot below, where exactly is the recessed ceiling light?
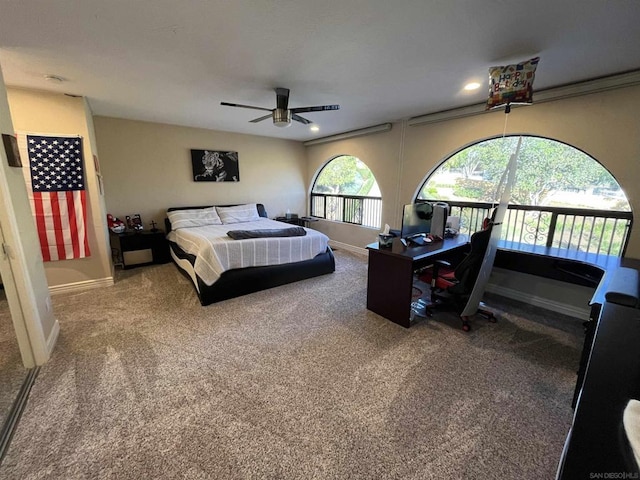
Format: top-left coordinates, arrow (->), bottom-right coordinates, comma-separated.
310,125 -> 320,132
44,74 -> 65,83
463,82 -> 481,91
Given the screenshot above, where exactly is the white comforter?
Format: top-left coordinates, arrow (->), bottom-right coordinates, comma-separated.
167,219 -> 330,286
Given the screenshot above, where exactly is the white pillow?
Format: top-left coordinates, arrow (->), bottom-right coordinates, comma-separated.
167,207 -> 222,229
216,204 -> 261,224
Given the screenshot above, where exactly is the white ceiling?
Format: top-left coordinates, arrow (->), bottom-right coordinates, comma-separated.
1,0 -> 639,141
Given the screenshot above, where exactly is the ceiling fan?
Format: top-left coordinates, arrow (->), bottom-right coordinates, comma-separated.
221,87 -> 340,128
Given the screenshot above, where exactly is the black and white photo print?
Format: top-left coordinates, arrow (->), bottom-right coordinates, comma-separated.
191,150 -> 239,182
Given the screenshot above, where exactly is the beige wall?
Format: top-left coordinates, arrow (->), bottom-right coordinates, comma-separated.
306,85 -> 640,258
93,117 -> 307,228
306,126 -> 404,247
6,88 -> 112,288
402,85 -> 640,257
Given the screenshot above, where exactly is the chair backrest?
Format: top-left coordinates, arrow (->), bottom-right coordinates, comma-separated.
451,224 -> 492,295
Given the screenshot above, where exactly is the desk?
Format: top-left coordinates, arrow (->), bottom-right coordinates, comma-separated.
366,235 -> 469,328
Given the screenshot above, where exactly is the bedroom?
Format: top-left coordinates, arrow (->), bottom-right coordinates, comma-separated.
1,1 -> 640,478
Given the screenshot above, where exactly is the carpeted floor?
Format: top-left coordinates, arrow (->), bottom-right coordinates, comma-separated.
0,288 -> 28,433
0,250 -> 583,479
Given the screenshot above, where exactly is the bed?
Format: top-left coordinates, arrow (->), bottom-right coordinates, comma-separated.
165,203 -> 335,305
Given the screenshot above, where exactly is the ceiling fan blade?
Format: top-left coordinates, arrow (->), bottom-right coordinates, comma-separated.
249,114 -> 273,123
275,88 -> 289,110
220,102 -> 273,113
290,105 -> 340,114
292,114 -> 312,125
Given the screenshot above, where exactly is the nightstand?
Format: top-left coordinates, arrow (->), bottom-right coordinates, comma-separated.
274,215 -> 302,225
110,230 -> 171,269
274,216 -> 319,227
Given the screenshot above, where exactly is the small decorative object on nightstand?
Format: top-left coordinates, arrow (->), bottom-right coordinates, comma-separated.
126,214 -> 144,231
150,220 -> 158,232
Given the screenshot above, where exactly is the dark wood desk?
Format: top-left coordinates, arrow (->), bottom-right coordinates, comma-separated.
366,235 -> 469,328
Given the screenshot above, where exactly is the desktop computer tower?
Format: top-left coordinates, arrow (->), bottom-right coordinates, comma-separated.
430,203 -> 449,238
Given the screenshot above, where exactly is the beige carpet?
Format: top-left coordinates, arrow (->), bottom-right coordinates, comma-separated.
0,250 -> 583,479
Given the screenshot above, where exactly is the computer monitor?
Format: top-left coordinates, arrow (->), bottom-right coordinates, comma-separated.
400,202 -> 433,238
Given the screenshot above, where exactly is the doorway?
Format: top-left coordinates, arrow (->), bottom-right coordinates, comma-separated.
0,222 -> 36,462
0,274 -> 28,439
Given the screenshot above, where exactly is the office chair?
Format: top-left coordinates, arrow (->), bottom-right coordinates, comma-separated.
417,218 -> 497,331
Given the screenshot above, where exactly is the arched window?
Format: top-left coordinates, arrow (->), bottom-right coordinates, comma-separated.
417,135 -> 632,256
310,155 -> 381,228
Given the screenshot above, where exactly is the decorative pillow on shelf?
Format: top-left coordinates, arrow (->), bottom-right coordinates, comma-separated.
216,203 -> 261,224
167,207 -> 222,229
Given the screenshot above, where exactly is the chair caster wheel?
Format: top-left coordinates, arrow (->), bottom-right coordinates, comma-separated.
462,323 -> 471,332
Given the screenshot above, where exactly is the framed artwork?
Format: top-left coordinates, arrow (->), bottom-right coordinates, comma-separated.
191,150 -> 239,182
2,133 -> 22,167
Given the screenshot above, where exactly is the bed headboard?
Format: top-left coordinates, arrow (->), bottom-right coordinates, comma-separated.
165,203 -> 268,233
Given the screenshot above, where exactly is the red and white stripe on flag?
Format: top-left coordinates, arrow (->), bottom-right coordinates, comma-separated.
30,190 -> 90,261
18,133 -> 91,262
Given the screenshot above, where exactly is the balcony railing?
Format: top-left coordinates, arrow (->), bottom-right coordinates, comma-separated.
309,194 -> 632,257
430,200 -> 632,257
310,193 -> 382,228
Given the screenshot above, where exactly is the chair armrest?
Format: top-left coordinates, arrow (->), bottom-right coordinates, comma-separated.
432,260 -> 452,282
435,260 -> 452,268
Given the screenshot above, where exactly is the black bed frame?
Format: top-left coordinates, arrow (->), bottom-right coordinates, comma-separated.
165,204 -> 335,305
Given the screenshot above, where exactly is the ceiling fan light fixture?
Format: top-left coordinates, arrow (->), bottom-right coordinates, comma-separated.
273,108 -> 292,127
221,88 -> 339,128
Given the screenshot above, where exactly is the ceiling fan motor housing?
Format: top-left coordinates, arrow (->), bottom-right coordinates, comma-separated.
273,108 -> 292,127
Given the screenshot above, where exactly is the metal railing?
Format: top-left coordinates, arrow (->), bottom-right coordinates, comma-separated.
309,194 -> 632,256
431,200 -> 632,257
310,193 -> 382,228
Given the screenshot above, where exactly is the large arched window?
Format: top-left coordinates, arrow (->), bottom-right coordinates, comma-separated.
417,135 -> 632,256
311,155 -> 381,228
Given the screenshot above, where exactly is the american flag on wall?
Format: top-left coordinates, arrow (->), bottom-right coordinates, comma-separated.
21,134 -> 90,261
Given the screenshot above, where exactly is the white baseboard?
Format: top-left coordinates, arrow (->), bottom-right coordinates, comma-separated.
485,283 -> 590,320
46,319 -> 60,359
49,276 -> 114,295
328,240 -> 368,257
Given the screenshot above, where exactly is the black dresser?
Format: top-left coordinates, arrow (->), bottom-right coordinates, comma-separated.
557,300 -> 640,478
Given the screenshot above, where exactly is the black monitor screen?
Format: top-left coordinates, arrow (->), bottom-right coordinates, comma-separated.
401,202 -> 433,238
